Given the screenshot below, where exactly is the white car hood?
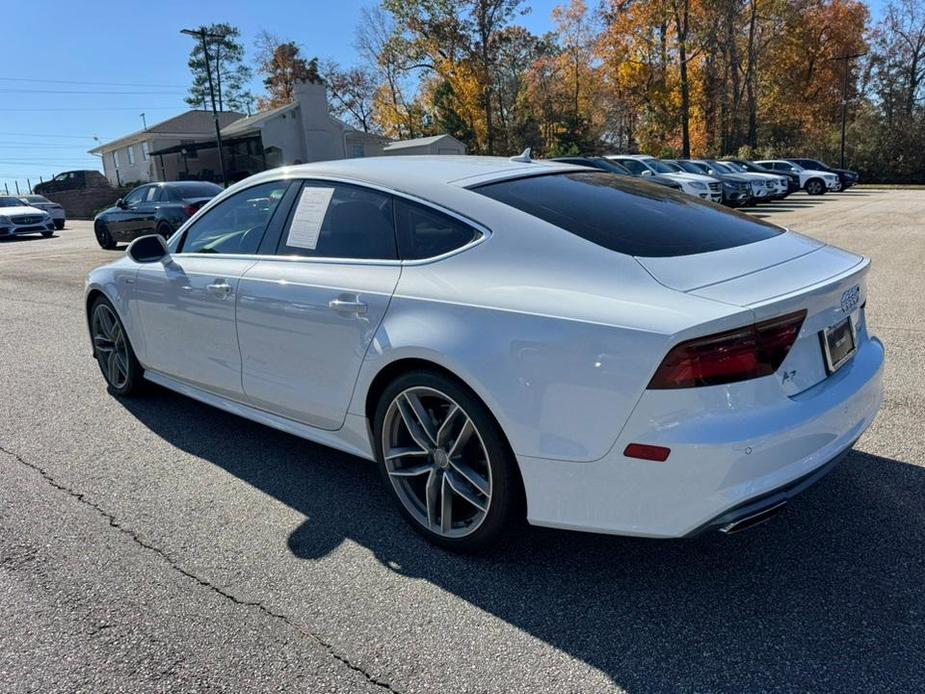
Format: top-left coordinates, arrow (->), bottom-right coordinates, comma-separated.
804,169 -> 838,180
0,205 -> 45,216
665,172 -> 717,184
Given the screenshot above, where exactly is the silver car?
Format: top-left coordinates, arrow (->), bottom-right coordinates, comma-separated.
0,196 -> 56,238
18,194 -> 66,230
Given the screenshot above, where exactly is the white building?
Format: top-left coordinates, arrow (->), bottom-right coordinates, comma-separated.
89,110 -> 244,186
89,80 -> 464,185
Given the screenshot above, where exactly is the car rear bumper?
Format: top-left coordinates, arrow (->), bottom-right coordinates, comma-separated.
517,335 -> 884,538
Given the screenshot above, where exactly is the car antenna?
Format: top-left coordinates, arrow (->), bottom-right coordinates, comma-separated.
509,147 -> 532,163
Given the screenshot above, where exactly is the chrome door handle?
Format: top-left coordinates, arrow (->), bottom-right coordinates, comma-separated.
206,280 -> 233,298
328,295 -> 368,315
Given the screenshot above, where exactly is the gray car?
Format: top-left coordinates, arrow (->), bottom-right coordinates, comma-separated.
18,194 -> 66,230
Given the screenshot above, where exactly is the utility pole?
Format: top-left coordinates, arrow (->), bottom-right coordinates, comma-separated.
140,112 -> 148,130
181,27 -> 229,187
833,52 -> 866,169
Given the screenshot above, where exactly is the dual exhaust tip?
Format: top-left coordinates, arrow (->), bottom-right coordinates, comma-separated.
719,500 -> 788,534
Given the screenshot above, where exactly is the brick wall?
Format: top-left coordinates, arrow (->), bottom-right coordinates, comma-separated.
43,187 -> 132,220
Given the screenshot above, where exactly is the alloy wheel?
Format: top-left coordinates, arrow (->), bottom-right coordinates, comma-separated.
92,303 -> 130,389
382,387 -> 493,538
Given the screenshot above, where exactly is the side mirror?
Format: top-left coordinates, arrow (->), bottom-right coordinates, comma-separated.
127,234 -> 169,264
116,198 -> 126,209
640,170 -> 653,176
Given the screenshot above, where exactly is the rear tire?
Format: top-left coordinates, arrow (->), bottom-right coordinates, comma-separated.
89,295 -> 144,397
94,221 -> 116,250
41,231 -> 53,238
373,369 -> 522,552
156,221 -> 173,239
54,220 -> 65,230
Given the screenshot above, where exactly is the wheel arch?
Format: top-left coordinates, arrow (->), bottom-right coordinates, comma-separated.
362,355 -> 527,512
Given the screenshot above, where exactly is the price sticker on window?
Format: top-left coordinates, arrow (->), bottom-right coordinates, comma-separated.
286,187 -> 335,250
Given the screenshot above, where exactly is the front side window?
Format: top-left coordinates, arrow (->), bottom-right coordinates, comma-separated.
144,186 -> 159,202
180,180 -> 291,255
122,187 -> 148,207
473,171 -> 782,258
395,198 -> 479,260
278,183 -> 396,260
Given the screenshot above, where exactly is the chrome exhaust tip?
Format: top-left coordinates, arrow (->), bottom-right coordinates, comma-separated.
719,501 -> 787,534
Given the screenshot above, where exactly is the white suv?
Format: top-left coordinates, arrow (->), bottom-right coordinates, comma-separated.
755,160 -> 840,195
608,155 -> 722,203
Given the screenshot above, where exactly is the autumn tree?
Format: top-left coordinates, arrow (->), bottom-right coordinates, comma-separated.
255,31 -> 321,111
323,61 -> 378,132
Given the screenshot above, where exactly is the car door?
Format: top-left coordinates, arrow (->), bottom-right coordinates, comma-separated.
236,180 -> 402,430
108,185 -> 150,240
131,179 -> 295,400
129,185 -> 163,238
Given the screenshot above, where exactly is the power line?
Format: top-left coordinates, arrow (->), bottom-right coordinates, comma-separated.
0,76 -> 188,88
0,88 -> 186,95
0,131 -> 100,139
0,107 -> 181,112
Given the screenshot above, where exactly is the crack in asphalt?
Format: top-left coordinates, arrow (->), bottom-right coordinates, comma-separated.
0,443 -> 402,694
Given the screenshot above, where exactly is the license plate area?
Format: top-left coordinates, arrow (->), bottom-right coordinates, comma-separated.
820,316 -> 856,374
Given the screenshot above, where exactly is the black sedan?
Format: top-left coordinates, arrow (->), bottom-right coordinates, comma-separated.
550,156 -> 685,191
787,158 -> 859,190
93,181 -> 222,250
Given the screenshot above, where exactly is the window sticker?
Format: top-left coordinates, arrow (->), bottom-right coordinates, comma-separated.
286,187 -> 335,250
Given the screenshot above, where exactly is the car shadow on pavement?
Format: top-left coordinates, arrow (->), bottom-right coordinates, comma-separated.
121,386 -> 925,691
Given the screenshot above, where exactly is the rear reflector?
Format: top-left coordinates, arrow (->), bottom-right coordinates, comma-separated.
648,310 -> 807,389
623,443 -> 671,462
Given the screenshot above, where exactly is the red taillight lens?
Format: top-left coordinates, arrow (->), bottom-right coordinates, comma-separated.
623,443 -> 671,461
183,204 -> 197,217
648,310 -> 806,389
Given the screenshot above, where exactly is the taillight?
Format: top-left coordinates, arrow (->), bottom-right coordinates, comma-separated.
648,310 -> 806,389
183,204 -> 197,217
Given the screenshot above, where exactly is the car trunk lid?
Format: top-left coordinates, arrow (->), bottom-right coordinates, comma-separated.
636,231 -> 870,395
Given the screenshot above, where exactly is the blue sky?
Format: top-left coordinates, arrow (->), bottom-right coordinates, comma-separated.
0,0 -> 883,195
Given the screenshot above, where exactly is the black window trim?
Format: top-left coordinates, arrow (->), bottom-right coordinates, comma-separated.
167,174 -> 491,264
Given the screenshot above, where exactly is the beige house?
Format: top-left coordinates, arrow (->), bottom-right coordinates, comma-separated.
89,80 -> 463,186
89,110 -> 244,186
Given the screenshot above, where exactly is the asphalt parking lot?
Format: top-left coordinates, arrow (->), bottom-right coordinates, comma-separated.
1,190 -> 923,693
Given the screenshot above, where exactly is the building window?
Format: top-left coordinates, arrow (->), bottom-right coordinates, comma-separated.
127,145 -> 135,165
142,142 -> 150,160
351,142 -> 365,158
113,150 -> 120,169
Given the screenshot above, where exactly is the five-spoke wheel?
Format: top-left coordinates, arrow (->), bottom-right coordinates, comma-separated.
375,371 -> 520,550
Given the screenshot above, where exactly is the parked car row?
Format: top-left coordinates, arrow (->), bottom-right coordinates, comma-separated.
554,154 -> 857,209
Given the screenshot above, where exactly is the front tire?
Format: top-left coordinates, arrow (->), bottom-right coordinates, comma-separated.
90,296 -> 144,396
94,221 -> 116,249
373,370 -> 521,551
41,231 -> 53,238
54,220 -> 65,230
805,178 -> 826,195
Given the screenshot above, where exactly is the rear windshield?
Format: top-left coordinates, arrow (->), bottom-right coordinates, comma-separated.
169,182 -> 223,199
472,172 -> 782,258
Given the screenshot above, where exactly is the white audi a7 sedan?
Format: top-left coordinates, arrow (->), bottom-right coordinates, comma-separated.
85,156 -> 884,550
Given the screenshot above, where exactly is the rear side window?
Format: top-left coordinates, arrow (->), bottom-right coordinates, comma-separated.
394,199 -> 479,260
278,182 -> 397,260
473,172 -> 782,258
